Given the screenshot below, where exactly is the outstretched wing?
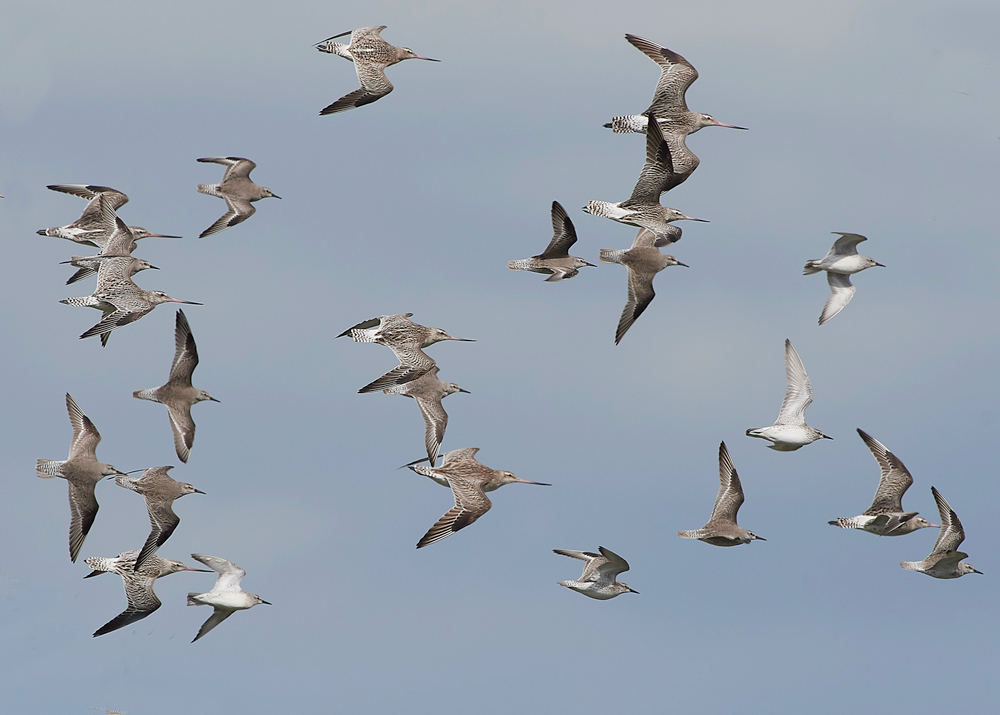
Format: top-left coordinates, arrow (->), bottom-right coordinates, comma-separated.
538,201 -> 578,258
775,339 -> 813,425
416,476 -> 491,548
625,34 -> 699,115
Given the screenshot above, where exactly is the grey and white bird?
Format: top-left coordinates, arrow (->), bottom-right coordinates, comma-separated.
133,310 -> 220,463
508,201 -> 595,281
338,313 -> 474,392
554,546 -> 638,599
408,448 -> 549,548
315,25 -> 439,115
604,35 -> 747,191
59,196 -> 172,284
113,466 -> 204,572
401,447 -> 483,483
36,394 -> 125,562
61,254 -> 157,287
84,549 -> 209,637
600,226 -> 687,344
828,429 -> 939,536
901,487 -> 982,578
60,257 -> 201,347
804,232 -> 884,325
746,339 -> 832,450
38,185 -> 178,246
381,366 -> 468,467
188,553 -> 270,642
197,157 -> 280,238
585,112 -> 707,238
678,442 -> 764,546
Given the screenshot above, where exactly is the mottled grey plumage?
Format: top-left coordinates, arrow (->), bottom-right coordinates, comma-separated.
187,554 -> 270,642
60,257 -> 201,346
901,488 -> 982,578
62,254 -> 158,286
197,157 -> 280,238
604,35 -> 747,190
315,25 -> 440,115
37,185 -> 129,244
114,466 -> 205,572
133,310 -> 219,463
508,201 -> 594,281
59,198 -> 174,284
554,546 -> 638,599
382,365 -> 468,467
804,233 -> 884,325
678,442 -> 764,546
408,448 -> 549,548
36,394 -> 124,562
599,226 -> 687,344
746,339 -> 832,450
585,112 -> 707,238
828,429 -> 939,536
401,447 -> 483,485
38,185 -> 177,248
84,549 -> 209,637
338,313 -> 474,392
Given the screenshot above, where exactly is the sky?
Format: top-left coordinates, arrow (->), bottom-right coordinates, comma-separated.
1,0 -> 998,712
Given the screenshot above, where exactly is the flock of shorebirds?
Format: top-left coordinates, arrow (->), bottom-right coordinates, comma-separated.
320,28 -> 981,595
34,161 -> 278,639
31,26 -> 979,646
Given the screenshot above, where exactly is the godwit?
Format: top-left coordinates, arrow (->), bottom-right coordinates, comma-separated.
553,546 -> 638,599
36,394 -> 124,562
37,185 -> 128,244
901,487 -> 982,578
407,449 -> 549,548
315,26 -> 439,115
585,112 -> 707,238
746,339 -> 832,450
804,232 -> 884,325
61,255 -> 157,286
508,201 -> 595,281
113,466 -> 204,572
400,447 -> 483,481
338,313 -> 473,392
678,442 -> 764,546
59,197 -> 176,286
60,257 -> 201,346
829,429 -> 939,536
133,310 -> 219,463
188,554 -> 270,642
381,365 -> 468,467
38,185 -> 178,246
84,549 -> 209,637
604,35 -> 746,191
599,226 -> 687,344
196,157 -> 280,238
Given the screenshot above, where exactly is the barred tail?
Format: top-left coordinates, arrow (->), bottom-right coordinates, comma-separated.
606,115 -> 647,133
600,249 -> 625,265
828,517 -> 864,529
197,183 -> 222,197
36,459 -> 62,478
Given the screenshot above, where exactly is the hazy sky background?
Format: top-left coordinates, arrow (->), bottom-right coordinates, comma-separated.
1,1 -> 998,713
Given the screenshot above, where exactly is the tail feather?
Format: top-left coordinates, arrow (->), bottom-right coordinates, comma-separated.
197,184 -> 223,197
600,249 -> 625,265
803,261 -> 822,275
36,459 -> 62,478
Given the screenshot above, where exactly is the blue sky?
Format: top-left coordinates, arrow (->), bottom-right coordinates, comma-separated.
1,1 -> 998,713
